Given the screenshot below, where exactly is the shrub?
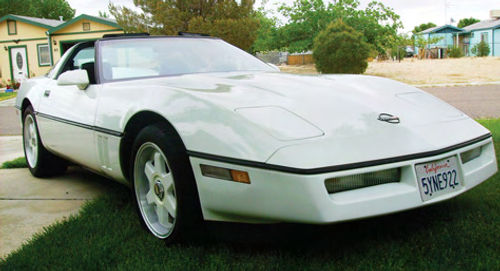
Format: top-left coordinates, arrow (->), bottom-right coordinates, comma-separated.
471,41 -> 490,57
447,46 -> 463,58
312,20 -> 371,74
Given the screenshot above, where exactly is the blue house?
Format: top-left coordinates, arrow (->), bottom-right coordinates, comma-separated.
415,25 -> 464,58
460,18 -> 500,56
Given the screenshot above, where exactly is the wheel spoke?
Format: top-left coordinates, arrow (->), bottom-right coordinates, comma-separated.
29,124 -> 36,138
161,173 -> 174,191
146,189 -> 155,205
164,195 -> 176,218
157,204 -> 170,227
154,152 -> 167,174
144,161 -> 155,183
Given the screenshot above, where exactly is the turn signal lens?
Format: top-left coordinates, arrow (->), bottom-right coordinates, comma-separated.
200,165 -> 250,184
230,170 -> 250,184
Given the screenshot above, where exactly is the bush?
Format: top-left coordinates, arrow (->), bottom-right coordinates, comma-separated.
447,46 -> 463,58
312,20 -> 370,74
471,41 -> 490,57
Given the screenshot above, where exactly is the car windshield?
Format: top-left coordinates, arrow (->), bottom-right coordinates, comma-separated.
99,37 -> 274,81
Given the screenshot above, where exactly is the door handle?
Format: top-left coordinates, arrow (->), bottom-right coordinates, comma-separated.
44,90 -> 51,97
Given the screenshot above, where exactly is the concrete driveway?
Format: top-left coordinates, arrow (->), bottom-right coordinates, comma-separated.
0,167 -> 113,258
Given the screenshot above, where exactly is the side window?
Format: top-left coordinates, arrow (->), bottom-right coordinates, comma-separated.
72,47 -> 95,69
48,46 -> 76,79
56,45 -> 96,84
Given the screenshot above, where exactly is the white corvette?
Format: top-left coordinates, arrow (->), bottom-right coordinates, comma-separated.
16,34 -> 497,242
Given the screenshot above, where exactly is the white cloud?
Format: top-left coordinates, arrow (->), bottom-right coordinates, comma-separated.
66,0 -> 138,17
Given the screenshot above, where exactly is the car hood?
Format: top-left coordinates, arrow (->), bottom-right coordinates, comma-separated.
146,71 -> 490,168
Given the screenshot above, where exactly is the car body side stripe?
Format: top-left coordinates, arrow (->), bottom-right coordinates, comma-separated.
35,111 -> 123,137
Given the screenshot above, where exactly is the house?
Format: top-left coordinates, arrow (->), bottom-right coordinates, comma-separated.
414,25 -> 464,58
0,14 -> 123,83
459,11 -> 500,56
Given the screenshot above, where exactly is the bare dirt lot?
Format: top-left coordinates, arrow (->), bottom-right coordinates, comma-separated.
279,57 -> 500,85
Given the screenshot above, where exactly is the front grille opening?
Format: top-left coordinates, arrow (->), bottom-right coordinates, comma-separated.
325,168 -> 401,194
460,146 -> 482,164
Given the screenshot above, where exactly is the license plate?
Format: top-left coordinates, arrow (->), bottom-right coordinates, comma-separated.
415,156 -> 463,201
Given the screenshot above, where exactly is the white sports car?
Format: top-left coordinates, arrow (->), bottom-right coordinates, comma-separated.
16,34 -> 498,242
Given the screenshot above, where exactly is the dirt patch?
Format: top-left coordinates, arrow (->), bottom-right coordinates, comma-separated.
279,57 -> 500,85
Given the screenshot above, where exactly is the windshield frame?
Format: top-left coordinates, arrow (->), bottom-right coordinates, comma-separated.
95,36 -> 274,84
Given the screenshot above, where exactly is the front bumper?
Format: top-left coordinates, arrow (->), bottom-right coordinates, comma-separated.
189,137 -> 497,224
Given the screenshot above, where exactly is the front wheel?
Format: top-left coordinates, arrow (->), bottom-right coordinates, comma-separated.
131,124 -> 201,243
23,106 -> 67,177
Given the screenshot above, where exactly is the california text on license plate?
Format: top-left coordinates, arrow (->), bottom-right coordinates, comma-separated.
415,156 -> 463,201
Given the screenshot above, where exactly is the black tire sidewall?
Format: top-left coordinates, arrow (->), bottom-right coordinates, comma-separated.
22,106 -> 43,175
130,124 -> 201,243
22,106 -> 67,177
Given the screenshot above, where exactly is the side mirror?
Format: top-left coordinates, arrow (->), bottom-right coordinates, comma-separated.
57,70 -> 89,90
267,63 -> 280,72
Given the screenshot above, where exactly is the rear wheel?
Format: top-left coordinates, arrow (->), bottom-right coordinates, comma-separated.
131,124 -> 201,242
23,106 -> 67,177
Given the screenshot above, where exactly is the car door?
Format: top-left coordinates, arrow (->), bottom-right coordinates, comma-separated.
36,43 -> 101,171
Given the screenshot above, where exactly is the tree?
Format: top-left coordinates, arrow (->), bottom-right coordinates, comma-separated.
0,0 -> 75,20
471,41 -> 490,57
98,10 -> 109,18
412,22 -> 436,35
277,0 -> 402,55
457,17 -> 480,28
109,0 -> 260,51
312,20 -> 370,74
250,10 -> 279,53
414,36 -> 443,59
390,34 -> 412,61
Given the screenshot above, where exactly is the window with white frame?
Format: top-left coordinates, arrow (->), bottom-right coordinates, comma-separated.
37,44 -> 51,66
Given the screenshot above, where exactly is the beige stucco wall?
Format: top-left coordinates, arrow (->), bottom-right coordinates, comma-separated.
51,19 -> 123,63
0,20 -> 50,83
0,18 -> 123,83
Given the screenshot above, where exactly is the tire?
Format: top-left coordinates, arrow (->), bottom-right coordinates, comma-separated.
130,123 -> 202,243
22,106 -> 67,177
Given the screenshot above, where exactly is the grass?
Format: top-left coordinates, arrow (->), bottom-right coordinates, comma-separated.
1,157 -> 27,169
1,120 -> 499,270
0,92 -> 17,102
280,57 -> 500,85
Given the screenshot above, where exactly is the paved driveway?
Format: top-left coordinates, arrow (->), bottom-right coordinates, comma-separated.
0,107 -> 20,136
423,84 -> 500,119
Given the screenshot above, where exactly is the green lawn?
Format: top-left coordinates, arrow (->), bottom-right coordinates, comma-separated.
0,92 -> 17,102
1,157 -> 27,169
1,120 -> 499,270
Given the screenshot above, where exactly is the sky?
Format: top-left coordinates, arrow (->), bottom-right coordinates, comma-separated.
67,0 -> 499,33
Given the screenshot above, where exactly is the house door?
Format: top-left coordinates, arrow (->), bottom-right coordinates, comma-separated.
9,46 -> 29,82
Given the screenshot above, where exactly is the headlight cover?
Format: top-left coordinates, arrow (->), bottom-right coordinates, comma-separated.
235,106 -> 324,141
